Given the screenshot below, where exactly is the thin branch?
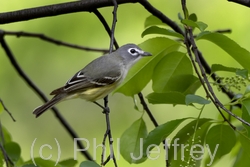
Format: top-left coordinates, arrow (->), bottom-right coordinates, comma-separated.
0,35 -> 93,161
184,29 -> 234,129
228,0 -> 250,7
94,98 -> 118,167
138,92 -> 158,127
181,0 -> 250,127
139,0 -> 184,36
0,144 -> 12,167
93,10 -> 119,49
137,92 -> 169,167
0,0 -> 137,24
99,1 -> 119,166
109,0 -> 118,53
1,30 -> 108,53
139,1 -> 241,106
0,121 -> 14,167
0,98 -> 16,122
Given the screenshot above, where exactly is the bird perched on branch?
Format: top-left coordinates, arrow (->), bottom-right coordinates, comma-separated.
33,43 -> 152,117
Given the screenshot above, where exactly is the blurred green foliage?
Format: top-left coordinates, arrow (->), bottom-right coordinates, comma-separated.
1,1 -> 250,167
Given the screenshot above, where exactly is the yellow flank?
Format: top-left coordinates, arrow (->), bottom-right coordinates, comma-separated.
65,84 -> 116,102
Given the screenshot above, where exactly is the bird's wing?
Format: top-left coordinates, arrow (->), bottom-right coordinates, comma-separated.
50,55 -> 123,95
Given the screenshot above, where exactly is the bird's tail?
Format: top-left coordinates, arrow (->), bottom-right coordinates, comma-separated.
33,94 -> 65,117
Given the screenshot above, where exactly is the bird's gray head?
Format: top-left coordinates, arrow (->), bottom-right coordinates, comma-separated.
115,43 -> 152,68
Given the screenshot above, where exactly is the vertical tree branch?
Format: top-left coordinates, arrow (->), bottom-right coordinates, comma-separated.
109,0 -> 118,53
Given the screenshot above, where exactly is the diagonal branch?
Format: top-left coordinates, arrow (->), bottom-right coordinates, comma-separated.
0,34 -> 93,161
228,0 -> 250,7
181,0 -> 250,127
0,98 -> 15,122
93,10 -> 119,50
0,0 -> 137,24
139,0 -> 184,36
137,92 -> 169,167
139,1 -> 240,107
1,30 -> 109,52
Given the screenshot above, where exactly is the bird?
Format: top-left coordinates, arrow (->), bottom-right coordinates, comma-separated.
33,44 -> 152,117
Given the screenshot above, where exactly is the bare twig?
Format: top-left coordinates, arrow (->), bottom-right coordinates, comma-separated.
109,0 -> 118,53
98,0 -> 119,166
103,96 -> 117,167
228,0 -> 250,7
93,10 -> 119,50
138,92 -> 169,167
1,30 -> 108,53
0,34 -> 93,160
138,93 -> 158,127
0,98 -> 16,122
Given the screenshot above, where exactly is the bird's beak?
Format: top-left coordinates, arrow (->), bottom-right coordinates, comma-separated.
141,51 -> 152,56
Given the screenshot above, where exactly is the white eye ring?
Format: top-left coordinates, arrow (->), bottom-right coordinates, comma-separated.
128,48 -> 139,56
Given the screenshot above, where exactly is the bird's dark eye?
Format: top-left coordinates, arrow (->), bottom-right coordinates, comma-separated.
128,48 -> 139,56
130,49 -> 136,54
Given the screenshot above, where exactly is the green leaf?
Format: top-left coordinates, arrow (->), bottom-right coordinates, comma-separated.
152,51 -> 193,93
144,15 -> 165,28
24,158 -> 62,167
0,126 -> 12,143
242,99 -> 250,137
211,64 -> 237,73
196,21 -> 208,32
211,64 -> 248,83
197,32 -> 250,71
4,142 -> 21,163
181,19 -> 208,31
154,74 -> 200,94
233,148 -> 250,167
143,118 -> 189,157
59,158 -> 77,167
22,164 -> 38,167
205,124 -> 236,163
237,130 -> 250,158
185,94 -> 210,105
236,69 -> 248,79
146,92 -> 186,105
188,13 -> 197,22
178,13 -> 184,21
168,118 -> 212,162
182,76 -> 201,95
141,26 -> 184,39
0,101 -> 3,116
120,118 -> 147,164
244,85 -> 250,95
79,161 -> 101,167
115,37 -> 180,96
170,121 -> 213,167
0,150 -> 4,167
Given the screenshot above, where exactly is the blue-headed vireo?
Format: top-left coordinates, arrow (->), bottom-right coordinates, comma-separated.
33,44 -> 152,117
